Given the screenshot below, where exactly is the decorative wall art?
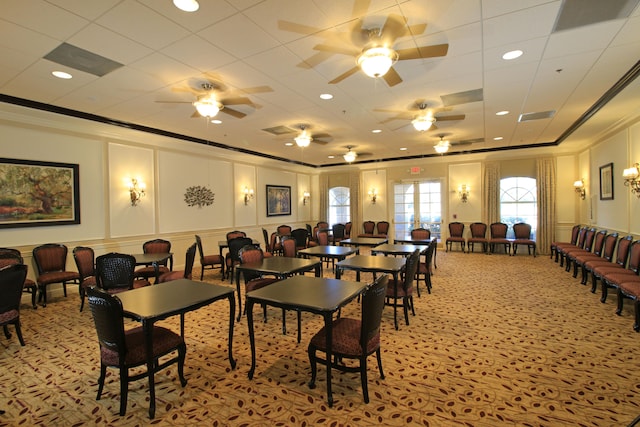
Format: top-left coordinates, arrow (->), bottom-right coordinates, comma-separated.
184,185 -> 215,208
599,162 -> 614,200
266,185 -> 291,217
0,158 -> 80,228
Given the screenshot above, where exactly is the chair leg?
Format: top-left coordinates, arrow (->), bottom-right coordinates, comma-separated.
79,287 -> 86,312
634,300 -> 640,332
63,282 -> 67,297
38,284 -> 47,307
14,321 -> 25,346
96,365 -> 107,400
119,367 -> 128,416
403,298 -> 410,325
360,357 -> 370,403
29,286 -> 37,309
177,343 -> 187,386
307,346 -> 318,389
200,266 -> 205,281
616,288 -> 624,315
3,325 -> 10,340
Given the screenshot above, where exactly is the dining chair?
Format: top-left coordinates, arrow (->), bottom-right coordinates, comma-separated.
227,237 -> 254,283
385,249 -> 420,326
238,245 -> 279,321
467,222 -> 488,253
96,253 -> 150,294
291,228 -> 309,250
416,240 -> 437,297
0,264 -> 29,346
344,222 -> 352,239
332,224 -> 346,245
512,222 -> 537,257
488,222 -> 511,255
0,248 -> 38,309
261,228 -> 275,256
446,222 -> 465,252
32,243 -> 80,307
86,287 -> 187,417
73,246 -> 97,312
159,243 -> 196,283
359,221 -> 375,237
195,235 -> 224,280
376,221 -> 390,237
307,274 -> 388,404
134,239 -> 172,281
410,227 -> 431,240
281,236 -> 297,258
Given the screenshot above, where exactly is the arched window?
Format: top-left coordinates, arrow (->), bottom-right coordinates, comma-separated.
500,177 -> 537,239
329,186 -> 350,225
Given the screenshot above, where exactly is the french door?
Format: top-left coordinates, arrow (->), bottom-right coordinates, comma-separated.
393,180 -> 443,241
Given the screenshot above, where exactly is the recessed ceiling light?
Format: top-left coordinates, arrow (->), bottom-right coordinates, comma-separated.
285,142 -> 294,146
328,155 -> 335,159
400,147 -> 407,151
173,0 -> 199,12
496,110 -> 509,116
210,119 -> 222,124
319,93 -> 333,100
52,71 -> 72,79
371,129 -> 382,133
493,136 -> 503,140
502,50 -> 523,60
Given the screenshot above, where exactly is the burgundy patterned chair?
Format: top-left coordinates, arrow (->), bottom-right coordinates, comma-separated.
416,240 -> 436,297
195,235 -> 224,280
446,222 -> 466,252
512,223 -> 537,257
600,240 -> 640,304
562,227 -> 596,271
73,246 -> 97,312
281,236 -> 297,258
558,226 -> 588,267
344,222 -> 352,239
581,232 -> 618,285
158,243 -> 196,283
375,221 -> 389,238
411,228 -> 431,241
134,239 -> 172,281
569,230 -> 606,279
0,264 -> 29,346
238,245 -> 279,321
467,223 -> 488,253
307,274 -> 388,404
488,223 -> 510,255
87,287 -> 186,417
0,248 -> 38,309
385,249 -> 420,327
32,243 -> 80,307
96,253 -> 150,294
590,235 -> 633,297
550,224 -> 581,261
358,221 -> 376,237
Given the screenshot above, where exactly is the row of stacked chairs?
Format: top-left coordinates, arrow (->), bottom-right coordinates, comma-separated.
551,225 -> 640,332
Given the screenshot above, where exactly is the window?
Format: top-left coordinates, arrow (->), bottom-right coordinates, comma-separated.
393,181 -> 442,240
500,177 -> 537,239
329,187 -> 350,225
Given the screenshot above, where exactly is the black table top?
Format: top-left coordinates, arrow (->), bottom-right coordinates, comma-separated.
117,279 -> 234,320
298,245 -> 358,258
246,275 -> 366,313
393,238 -> 433,245
371,243 -> 429,255
218,239 -> 259,248
336,254 -> 406,272
340,237 -> 388,247
131,252 -> 172,265
236,256 -> 320,275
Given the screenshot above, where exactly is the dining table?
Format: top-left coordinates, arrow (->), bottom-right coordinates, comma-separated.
117,279 -> 236,419
339,237 -> 388,248
131,252 -> 173,283
335,255 -> 406,330
297,245 -> 359,273
394,237 -> 437,268
234,256 -> 321,324
371,243 -> 430,257
245,275 -> 367,408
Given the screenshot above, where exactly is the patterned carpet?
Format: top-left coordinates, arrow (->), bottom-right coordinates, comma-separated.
2,249 -> 640,426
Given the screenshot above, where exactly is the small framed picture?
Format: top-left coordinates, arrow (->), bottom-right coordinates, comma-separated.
599,162 -> 614,201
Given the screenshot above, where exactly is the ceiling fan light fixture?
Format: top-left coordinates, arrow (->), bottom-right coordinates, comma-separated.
343,147 -> 357,163
434,137 -> 450,154
294,132 -> 312,147
412,115 -> 435,131
357,47 -> 398,78
193,97 -> 220,118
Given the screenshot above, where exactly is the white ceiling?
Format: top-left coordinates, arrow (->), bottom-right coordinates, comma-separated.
1,0 -> 640,167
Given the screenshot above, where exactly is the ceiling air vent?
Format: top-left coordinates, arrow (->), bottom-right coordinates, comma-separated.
553,0 -> 639,32
518,110 -> 556,122
261,125 -> 297,136
44,43 -> 123,77
441,89 -> 483,107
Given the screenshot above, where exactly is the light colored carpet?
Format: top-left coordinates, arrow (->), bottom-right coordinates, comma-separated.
1,250 -> 640,426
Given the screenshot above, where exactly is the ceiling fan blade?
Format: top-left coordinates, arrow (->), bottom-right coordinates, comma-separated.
329,66 -> 360,84
311,133 -> 332,144
382,66 -> 402,87
351,0 -> 371,17
406,23 -> 428,36
396,43 -> 449,60
277,20 -> 325,36
191,111 -> 201,118
392,122 -> 411,131
380,14 -> 408,43
220,96 -> 254,106
314,43 -> 360,57
373,108 -> 405,114
297,51 -> 336,69
220,107 -> 246,119
238,85 -> 273,94
155,100 -> 191,104
435,114 -> 466,121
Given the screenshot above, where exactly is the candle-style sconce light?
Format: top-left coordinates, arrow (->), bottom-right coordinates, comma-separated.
573,179 -> 586,199
303,191 -> 310,205
243,186 -> 254,205
128,178 -> 146,206
458,184 -> 470,203
368,188 -> 378,204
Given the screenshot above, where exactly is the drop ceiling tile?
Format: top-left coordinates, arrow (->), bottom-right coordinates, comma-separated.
161,35 -> 238,72
47,0 -> 121,20
482,2 -> 560,49
2,0 -> 89,40
129,52 -> 200,87
543,20 -> 624,59
198,14 -> 281,59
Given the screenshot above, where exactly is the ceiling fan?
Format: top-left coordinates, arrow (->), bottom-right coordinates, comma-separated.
340,145 -> 372,163
157,78 -> 273,119
278,1 -> 448,86
262,124 -> 333,147
374,101 -> 465,131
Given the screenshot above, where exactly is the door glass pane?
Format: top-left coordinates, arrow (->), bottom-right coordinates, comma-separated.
394,181 -> 442,240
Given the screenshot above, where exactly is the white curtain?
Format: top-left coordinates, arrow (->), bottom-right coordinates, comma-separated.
319,173 -> 328,222
483,162 -> 501,225
349,171 -> 361,229
536,158 -> 556,255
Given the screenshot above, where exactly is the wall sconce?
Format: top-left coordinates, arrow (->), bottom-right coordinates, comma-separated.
128,178 -> 146,206
623,163 -> 640,197
368,188 -> 378,204
243,186 -> 254,205
573,179 -> 586,199
303,191 -> 310,205
458,184 -> 470,203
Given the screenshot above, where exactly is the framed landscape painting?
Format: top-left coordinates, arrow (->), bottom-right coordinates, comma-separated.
266,185 -> 291,217
0,158 -> 80,228
599,162 -> 614,201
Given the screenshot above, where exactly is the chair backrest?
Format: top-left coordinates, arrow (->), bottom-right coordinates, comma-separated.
195,235 -> 207,261
277,225 -> 292,236
625,241 -> 640,273
142,239 -> 171,267
614,235 -> 634,267
401,249 -> 421,293
95,253 -> 136,292
228,237 -> 254,263
376,221 -> 389,235
317,231 -> 330,246
581,228 -> 597,252
601,233 -> 619,261
360,274 -> 388,349
87,287 -> 126,356
238,245 -> 265,282
305,224 -> 313,240
362,221 -> 375,234
489,223 -> 507,239
332,224 -> 346,239
449,222 -> 465,238
590,230 -> 608,257
0,248 -> 23,269
262,228 -> 272,253
513,223 -> 532,240
575,227 -> 588,249
411,228 -> 431,240
226,230 -> 246,242
0,264 -> 28,315
344,222 -> 352,238
424,239 -> 437,270
569,224 -> 581,245
469,223 -> 487,239
317,221 -> 329,230
281,236 -> 297,257
32,243 -> 68,275
183,243 -> 197,279
73,246 -> 95,282
291,228 -> 309,249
